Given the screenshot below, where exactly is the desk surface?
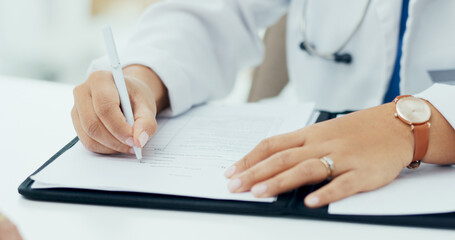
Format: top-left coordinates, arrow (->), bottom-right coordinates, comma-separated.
1,75 -> 454,239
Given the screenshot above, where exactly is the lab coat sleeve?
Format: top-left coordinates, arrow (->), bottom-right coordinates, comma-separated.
415,83 -> 455,130
88,0 -> 289,116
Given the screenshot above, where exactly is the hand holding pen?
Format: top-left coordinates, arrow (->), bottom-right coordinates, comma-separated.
71,27 -> 169,157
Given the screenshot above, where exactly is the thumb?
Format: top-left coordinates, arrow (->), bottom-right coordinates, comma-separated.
132,103 -> 158,148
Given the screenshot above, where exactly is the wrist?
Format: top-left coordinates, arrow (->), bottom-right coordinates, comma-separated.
383,102 -> 415,167
422,102 -> 455,164
391,95 -> 455,166
123,64 -> 170,112
393,96 -> 432,169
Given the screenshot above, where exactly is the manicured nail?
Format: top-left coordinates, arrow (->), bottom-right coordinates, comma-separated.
305,195 -> 320,207
228,178 -> 242,192
251,184 -> 267,196
139,131 -> 149,148
224,166 -> 236,178
129,148 -> 135,154
125,137 -> 134,147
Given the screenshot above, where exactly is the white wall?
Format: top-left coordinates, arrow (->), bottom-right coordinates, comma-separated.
0,0 -> 251,102
0,0 -> 145,84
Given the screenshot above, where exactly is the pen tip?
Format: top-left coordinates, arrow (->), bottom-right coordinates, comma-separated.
134,147 -> 142,160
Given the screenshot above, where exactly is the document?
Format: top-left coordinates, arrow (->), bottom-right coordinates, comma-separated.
329,163 -> 455,215
31,103 -> 315,202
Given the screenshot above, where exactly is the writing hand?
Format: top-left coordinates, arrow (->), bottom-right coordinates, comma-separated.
71,65 -> 168,154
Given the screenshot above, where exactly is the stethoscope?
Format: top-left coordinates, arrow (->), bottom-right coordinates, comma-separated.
299,0 -> 372,64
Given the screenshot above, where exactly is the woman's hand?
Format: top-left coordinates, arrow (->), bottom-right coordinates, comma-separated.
225,102 -> 455,208
72,65 -> 168,154
0,213 -> 22,240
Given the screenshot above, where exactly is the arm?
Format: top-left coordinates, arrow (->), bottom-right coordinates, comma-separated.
73,0 -> 289,154
89,0 -> 290,115
416,83 -> 455,164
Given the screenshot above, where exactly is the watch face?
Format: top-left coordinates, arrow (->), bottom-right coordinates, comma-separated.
396,97 -> 431,124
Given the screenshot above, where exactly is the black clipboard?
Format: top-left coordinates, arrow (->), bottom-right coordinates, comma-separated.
18,111 -> 455,230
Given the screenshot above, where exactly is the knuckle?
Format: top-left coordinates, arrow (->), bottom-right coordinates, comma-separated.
70,107 -> 77,119
89,70 -> 111,80
243,170 -> 257,184
112,141 -> 129,153
304,124 -> 318,136
258,137 -> 274,153
73,84 -> 85,97
275,152 -> 291,168
322,187 -> 336,200
96,97 -> 117,118
149,121 -> 158,135
298,164 -> 315,178
82,139 -> 113,154
240,155 -> 251,169
146,115 -> 158,130
338,177 -> 355,193
98,104 -> 114,119
72,86 -> 80,96
86,145 -> 101,154
295,128 -> 308,144
274,177 -> 285,192
138,115 -> 158,136
85,119 -> 101,137
319,139 -> 333,149
304,124 -> 328,144
331,140 -> 350,154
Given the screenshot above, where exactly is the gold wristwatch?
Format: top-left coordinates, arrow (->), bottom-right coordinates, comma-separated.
393,95 -> 431,169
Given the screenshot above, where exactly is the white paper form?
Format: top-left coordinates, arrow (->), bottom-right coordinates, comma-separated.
329,164 -> 455,215
32,103 -> 315,202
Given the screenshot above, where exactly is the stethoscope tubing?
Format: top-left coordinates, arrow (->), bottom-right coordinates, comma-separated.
300,0 -> 372,62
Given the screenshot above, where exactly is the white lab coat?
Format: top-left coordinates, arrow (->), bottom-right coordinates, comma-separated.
89,0 -> 455,130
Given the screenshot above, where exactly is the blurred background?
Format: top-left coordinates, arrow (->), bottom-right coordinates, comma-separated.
0,0 -> 252,102
0,0 -> 158,84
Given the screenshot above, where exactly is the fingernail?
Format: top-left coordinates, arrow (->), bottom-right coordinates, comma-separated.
305,195 -> 320,207
125,137 -> 134,147
129,148 -> 135,154
228,178 -> 242,192
224,166 -> 236,178
139,131 -> 149,148
251,184 -> 267,196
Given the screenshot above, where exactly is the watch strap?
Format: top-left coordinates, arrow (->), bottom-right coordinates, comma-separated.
413,123 -> 430,162
393,95 -> 431,169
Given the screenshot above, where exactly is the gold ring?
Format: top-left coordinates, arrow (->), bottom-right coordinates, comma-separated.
320,156 -> 334,180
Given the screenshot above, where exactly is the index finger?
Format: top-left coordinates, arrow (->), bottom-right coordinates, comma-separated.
90,73 -> 134,145
225,129 -> 307,178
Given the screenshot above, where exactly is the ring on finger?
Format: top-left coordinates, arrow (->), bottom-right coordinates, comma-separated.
319,156 -> 334,180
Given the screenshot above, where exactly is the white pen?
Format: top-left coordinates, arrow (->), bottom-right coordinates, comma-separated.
102,25 -> 142,160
